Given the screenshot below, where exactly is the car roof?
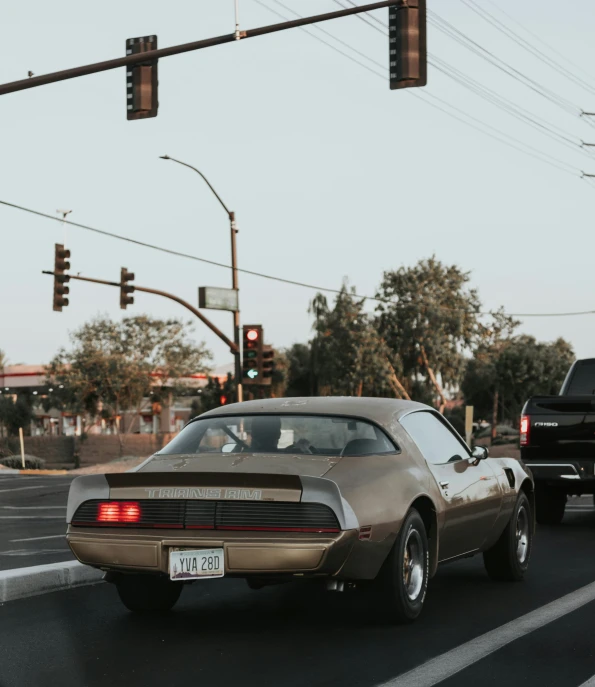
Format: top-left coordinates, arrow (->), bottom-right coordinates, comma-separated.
196,397 -> 430,430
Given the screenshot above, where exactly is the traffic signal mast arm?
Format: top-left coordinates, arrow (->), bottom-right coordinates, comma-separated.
0,1 -> 400,96
42,270 -> 239,354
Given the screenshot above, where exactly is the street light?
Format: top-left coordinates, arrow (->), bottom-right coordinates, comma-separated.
159,155 -> 242,403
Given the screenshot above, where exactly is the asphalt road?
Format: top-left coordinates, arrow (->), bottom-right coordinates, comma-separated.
0,474 -> 74,569
0,496 -> 594,687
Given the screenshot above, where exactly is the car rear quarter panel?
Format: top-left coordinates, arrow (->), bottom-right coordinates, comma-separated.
327,423 -> 441,579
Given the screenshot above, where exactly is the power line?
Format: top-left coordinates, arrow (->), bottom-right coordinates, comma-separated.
462,0 -> 595,99
428,9 -> 581,116
333,0 -> 587,161
3,197 -> 594,319
325,0 -> 580,174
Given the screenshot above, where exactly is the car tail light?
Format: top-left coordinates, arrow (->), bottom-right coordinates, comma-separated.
97,501 -> 141,524
520,415 -> 530,446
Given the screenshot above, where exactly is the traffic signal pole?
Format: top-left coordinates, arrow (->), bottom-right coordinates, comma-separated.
230,211 -> 243,403
0,1 -> 398,97
159,155 -> 243,403
42,270 -> 239,354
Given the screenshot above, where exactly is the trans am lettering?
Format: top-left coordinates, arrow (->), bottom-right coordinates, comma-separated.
144,487 -> 262,500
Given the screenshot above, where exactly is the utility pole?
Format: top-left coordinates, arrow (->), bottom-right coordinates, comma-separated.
160,155 -> 243,402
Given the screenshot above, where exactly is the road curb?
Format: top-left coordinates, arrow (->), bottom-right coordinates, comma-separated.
0,560 -> 104,603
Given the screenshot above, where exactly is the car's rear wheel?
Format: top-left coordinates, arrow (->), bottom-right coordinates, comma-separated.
115,574 -> 183,613
484,492 -> 532,581
374,508 -> 429,624
535,485 -> 566,525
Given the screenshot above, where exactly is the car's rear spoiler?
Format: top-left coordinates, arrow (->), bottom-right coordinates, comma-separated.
66,473 -> 359,530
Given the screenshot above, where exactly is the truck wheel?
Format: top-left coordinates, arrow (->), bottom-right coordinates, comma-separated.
373,508 -> 429,623
535,486 -> 566,525
115,574 -> 183,613
484,492 -> 532,581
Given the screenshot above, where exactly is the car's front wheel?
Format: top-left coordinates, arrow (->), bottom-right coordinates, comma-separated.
115,574 -> 183,613
484,491 -> 532,581
374,508 -> 429,623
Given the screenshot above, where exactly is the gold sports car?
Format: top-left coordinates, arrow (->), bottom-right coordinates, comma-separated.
66,397 -> 534,622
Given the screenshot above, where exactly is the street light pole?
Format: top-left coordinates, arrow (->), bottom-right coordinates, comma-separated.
159,155 -> 243,403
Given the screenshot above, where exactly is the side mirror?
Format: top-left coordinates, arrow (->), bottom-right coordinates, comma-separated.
471,446 -> 489,461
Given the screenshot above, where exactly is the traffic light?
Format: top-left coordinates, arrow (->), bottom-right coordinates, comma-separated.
120,267 -> 135,309
262,346 -> 274,386
242,325 -> 263,384
53,243 -> 70,312
126,36 -> 158,120
389,0 -> 427,90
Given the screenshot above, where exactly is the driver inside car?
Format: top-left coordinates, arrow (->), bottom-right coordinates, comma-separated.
248,416 -> 314,453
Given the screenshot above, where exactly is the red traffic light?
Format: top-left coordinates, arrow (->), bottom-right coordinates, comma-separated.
246,329 -> 259,342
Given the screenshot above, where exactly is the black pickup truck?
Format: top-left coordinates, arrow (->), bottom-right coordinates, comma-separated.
521,358 -> 595,524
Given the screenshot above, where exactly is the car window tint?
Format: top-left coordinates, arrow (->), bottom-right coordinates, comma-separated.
400,411 -> 469,465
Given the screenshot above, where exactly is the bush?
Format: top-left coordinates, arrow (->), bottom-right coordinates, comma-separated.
0,454 -> 46,470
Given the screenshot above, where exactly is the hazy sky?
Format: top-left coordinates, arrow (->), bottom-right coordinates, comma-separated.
2,0 -> 594,370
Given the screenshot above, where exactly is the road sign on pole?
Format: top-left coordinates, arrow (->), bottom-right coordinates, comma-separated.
199,286 -> 239,312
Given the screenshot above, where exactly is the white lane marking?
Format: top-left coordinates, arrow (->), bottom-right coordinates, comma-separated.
1,506 -> 66,510
10,534 -> 65,542
0,516 -> 65,519
381,580 -> 595,687
578,675 -> 595,686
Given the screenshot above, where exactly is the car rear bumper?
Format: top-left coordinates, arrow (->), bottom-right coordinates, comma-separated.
66,527 -> 358,577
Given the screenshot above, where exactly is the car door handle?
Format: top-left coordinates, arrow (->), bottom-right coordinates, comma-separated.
439,481 -> 449,489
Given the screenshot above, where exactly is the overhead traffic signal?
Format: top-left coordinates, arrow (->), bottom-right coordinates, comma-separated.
53,243 -> 70,312
262,346 -> 274,386
126,36 -> 158,120
120,267 -> 135,309
389,0 -> 427,90
242,325 -> 263,384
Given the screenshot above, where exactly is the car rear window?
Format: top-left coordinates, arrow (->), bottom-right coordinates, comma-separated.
157,414 -> 399,456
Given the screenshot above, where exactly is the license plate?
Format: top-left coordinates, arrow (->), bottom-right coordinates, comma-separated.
169,548 -> 224,581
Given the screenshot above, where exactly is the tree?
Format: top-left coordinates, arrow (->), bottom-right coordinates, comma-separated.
46,315 -> 212,433
282,343 -> 312,397
375,257 -> 483,411
0,349 -> 7,371
461,308 -> 520,429
310,285 -> 400,398
0,395 -> 34,438
495,335 -> 575,425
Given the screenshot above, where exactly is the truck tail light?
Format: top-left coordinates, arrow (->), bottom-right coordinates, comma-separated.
520,415 -> 530,446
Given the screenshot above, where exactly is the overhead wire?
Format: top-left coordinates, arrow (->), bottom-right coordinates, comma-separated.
426,9 -> 582,116
332,0 -> 588,164
3,197 -> 594,318
462,0 -> 595,99
324,0 -> 580,174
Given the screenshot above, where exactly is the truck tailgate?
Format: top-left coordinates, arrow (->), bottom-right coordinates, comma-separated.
523,396 -> 595,461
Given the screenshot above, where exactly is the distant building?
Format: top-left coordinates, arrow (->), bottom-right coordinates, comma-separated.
0,363 -> 231,437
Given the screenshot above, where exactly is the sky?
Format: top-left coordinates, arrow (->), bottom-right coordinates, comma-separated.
1,0 -> 594,370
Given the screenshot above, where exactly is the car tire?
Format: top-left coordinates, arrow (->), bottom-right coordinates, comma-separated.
115,574 -> 183,613
484,492 -> 532,582
535,486 -> 566,525
374,508 -> 429,624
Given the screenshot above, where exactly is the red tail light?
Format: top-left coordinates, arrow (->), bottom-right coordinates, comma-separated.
520,415 -> 530,446
97,501 -> 141,523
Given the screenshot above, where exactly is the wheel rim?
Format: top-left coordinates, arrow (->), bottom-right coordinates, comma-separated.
516,505 -> 530,564
402,527 -> 424,601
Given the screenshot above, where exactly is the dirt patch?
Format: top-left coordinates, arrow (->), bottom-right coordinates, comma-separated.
69,456 -> 149,475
